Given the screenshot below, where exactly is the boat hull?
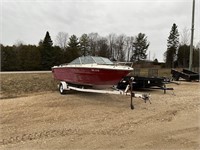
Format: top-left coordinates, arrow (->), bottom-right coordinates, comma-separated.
52,67 -> 131,87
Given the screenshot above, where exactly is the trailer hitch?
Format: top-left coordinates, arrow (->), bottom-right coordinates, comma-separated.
129,77 -> 151,110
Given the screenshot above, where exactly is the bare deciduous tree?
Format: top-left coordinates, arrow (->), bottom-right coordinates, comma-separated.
88,32 -> 99,56
107,33 -> 116,59
196,41 -> 200,49
55,32 -> 68,49
115,34 -> 126,61
124,36 -> 134,62
180,27 -> 190,45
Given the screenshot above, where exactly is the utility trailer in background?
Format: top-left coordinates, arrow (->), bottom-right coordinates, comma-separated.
171,69 -> 199,81
117,76 -> 174,94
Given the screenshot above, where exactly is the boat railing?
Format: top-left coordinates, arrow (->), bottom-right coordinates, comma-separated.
115,62 -> 133,67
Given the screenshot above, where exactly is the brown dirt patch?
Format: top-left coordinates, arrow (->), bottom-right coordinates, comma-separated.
0,81 -> 199,149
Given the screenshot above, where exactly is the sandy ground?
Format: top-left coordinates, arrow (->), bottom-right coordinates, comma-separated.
0,82 -> 199,150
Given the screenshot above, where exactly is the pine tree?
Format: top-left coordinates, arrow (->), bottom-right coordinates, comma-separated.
67,35 -> 80,62
40,31 -> 54,70
79,34 -> 89,56
131,33 -> 150,61
165,23 -> 179,68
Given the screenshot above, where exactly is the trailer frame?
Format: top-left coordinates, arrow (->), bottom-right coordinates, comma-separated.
171,69 -> 199,81
58,81 -> 150,110
117,76 -> 174,94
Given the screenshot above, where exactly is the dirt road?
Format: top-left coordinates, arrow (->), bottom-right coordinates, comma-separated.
0,82 -> 199,149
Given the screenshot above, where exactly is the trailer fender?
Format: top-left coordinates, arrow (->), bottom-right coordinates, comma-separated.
59,81 -> 70,94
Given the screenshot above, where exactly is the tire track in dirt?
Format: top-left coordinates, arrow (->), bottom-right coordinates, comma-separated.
0,128 -> 81,146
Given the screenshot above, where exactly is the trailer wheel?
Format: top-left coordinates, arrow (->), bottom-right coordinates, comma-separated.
59,83 -> 66,94
173,74 -> 180,81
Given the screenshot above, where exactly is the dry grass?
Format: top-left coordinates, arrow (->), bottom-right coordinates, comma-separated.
0,73 -> 58,99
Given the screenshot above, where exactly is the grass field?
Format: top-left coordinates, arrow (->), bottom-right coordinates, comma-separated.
0,73 -> 58,99
0,68 -> 172,99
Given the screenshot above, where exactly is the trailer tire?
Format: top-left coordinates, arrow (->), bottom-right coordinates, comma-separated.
173,74 -> 180,81
59,83 -> 66,94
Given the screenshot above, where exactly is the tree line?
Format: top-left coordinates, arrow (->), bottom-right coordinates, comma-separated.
1,23 -> 199,71
1,31 -> 150,71
165,23 -> 199,68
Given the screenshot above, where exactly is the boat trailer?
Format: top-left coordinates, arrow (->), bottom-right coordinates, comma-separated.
58,78 -> 150,110
171,68 -> 199,81
117,76 -> 174,94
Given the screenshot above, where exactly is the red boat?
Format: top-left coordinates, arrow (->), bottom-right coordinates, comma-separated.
52,56 -> 150,109
52,56 -> 133,88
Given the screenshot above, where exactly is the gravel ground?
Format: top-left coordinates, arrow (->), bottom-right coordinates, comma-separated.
0,81 -> 199,149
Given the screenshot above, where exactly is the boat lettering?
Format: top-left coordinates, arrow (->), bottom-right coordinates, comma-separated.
91,69 -> 99,72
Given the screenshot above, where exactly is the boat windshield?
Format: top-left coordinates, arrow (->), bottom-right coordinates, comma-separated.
69,56 -> 114,65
